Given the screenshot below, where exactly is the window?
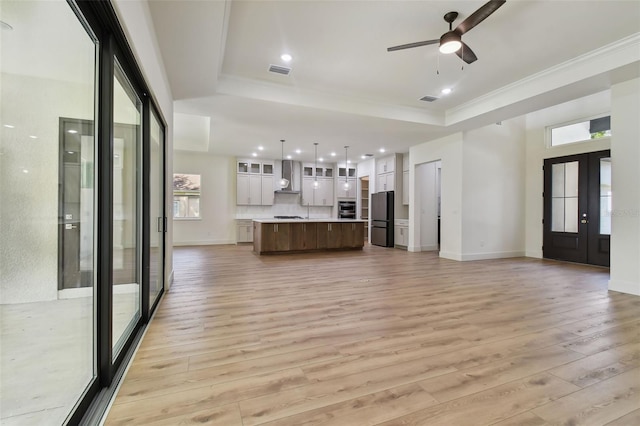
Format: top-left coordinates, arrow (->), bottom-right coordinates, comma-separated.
173,173 -> 201,218
549,115 -> 611,147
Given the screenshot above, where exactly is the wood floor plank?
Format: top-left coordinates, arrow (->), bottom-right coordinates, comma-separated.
548,341 -> 640,388
604,408 -> 640,425
490,411 -> 550,426
532,368 -> 640,425
260,383 -> 438,426
107,368 -> 309,423
238,354 -> 455,425
377,373 -> 580,426
104,245 -> 638,425
419,345 -> 584,402
146,403 -> 243,426
116,346 -> 340,404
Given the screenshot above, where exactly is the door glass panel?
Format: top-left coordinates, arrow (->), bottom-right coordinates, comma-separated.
564,197 -> 579,233
0,1 -> 97,423
551,161 -> 579,233
564,161 -> 579,197
600,158 -> 612,235
551,198 -> 565,232
551,163 -> 565,197
112,60 -> 142,358
149,109 -> 164,309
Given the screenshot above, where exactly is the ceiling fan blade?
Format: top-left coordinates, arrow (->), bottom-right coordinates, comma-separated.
455,42 -> 478,64
387,39 -> 438,52
454,0 -> 506,35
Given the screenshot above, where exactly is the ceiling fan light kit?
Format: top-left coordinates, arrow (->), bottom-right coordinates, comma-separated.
439,31 -> 462,54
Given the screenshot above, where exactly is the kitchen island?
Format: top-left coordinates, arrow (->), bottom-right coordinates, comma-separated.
253,219 -> 366,254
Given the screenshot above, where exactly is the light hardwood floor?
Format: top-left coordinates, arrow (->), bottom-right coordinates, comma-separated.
106,244 -> 640,425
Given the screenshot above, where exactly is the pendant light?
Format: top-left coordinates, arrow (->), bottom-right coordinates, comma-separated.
313,143 -> 319,189
279,139 -> 289,189
343,145 -> 350,191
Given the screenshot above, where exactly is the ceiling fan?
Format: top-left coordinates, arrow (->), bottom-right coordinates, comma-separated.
387,0 -> 506,64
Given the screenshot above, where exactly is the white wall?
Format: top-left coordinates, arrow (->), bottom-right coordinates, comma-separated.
409,133 -> 464,258
524,91 -> 611,258
461,118 -> 526,260
0,74 -> 94,303
610,78 -> 640,295
173,152 -> 237,245
409,119 -> 526,261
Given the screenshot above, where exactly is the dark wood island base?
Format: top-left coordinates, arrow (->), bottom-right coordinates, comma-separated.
253,219 -> 366,254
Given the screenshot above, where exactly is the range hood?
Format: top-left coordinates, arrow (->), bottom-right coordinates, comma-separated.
275,160 -> 300,194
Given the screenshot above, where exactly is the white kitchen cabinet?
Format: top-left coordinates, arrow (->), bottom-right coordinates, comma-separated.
261,175 -> 274,206
236,219 -> 254,243
377,172 -> 395,193
237,159 -> 274,206
395,220 -> 408,248
337,178 -> 357,199
376,155 -> 395,175
237,174 -> 263,205
302,177 -> 334,206
402,170 -> 409,205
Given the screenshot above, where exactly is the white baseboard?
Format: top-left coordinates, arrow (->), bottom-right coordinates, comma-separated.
461,251 -> 526,261
608,279 -> 640,296
408,245 -> 421,252
172,239 -> 234,246
58,287 -> 92,299
439,251 -> 462,261
421,245 -> 439,251
168,269 -> 174,290
439,251 -> 525,261
526,250 -> 543,259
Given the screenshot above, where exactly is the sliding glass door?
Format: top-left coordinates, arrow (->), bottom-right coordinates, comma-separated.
0,1 -> 98,424
0,1 -> 166,423
112,61 -> 142,359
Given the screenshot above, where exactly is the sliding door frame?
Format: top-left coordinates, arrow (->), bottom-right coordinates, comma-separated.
64,1 -> 168,424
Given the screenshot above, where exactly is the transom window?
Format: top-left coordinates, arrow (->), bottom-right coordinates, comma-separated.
549,115 -> 611,147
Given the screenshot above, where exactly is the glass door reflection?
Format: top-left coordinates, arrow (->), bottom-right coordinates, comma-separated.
112,60 -> 142,358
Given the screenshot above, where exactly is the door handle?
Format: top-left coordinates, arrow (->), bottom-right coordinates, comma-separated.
581,213 -> 588,224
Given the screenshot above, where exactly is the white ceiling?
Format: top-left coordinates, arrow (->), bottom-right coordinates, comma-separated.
148,0 -> 640,163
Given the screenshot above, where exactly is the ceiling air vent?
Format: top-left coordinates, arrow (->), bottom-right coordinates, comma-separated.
364,154 -> 374,157
268,64 -> 292,76
419,95 -> 438,102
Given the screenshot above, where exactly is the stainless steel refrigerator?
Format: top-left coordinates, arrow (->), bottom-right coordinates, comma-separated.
371,191 -> 394,247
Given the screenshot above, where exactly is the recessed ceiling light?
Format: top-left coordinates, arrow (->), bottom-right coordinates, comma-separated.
295,149 -> 301,154
258,146 -> 264,151
286,155 -> 292,159
361,155 -> 366,159
441,88 -> 452,95
29,135 -> 38,139
252,152 -> 257,157
330,152 -> 336,157
347,160 -> 351,164
379,148 -> 385,153
68,129 -> 78,134
281,53 -> 292,62
3,124 -> 14,128
319,157 -> 324,162
22,169 -> 29,174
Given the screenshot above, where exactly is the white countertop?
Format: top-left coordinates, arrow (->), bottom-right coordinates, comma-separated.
253,218 -> 367,223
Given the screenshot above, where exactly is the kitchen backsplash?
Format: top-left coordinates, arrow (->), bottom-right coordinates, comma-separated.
235,193 -> 333,219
